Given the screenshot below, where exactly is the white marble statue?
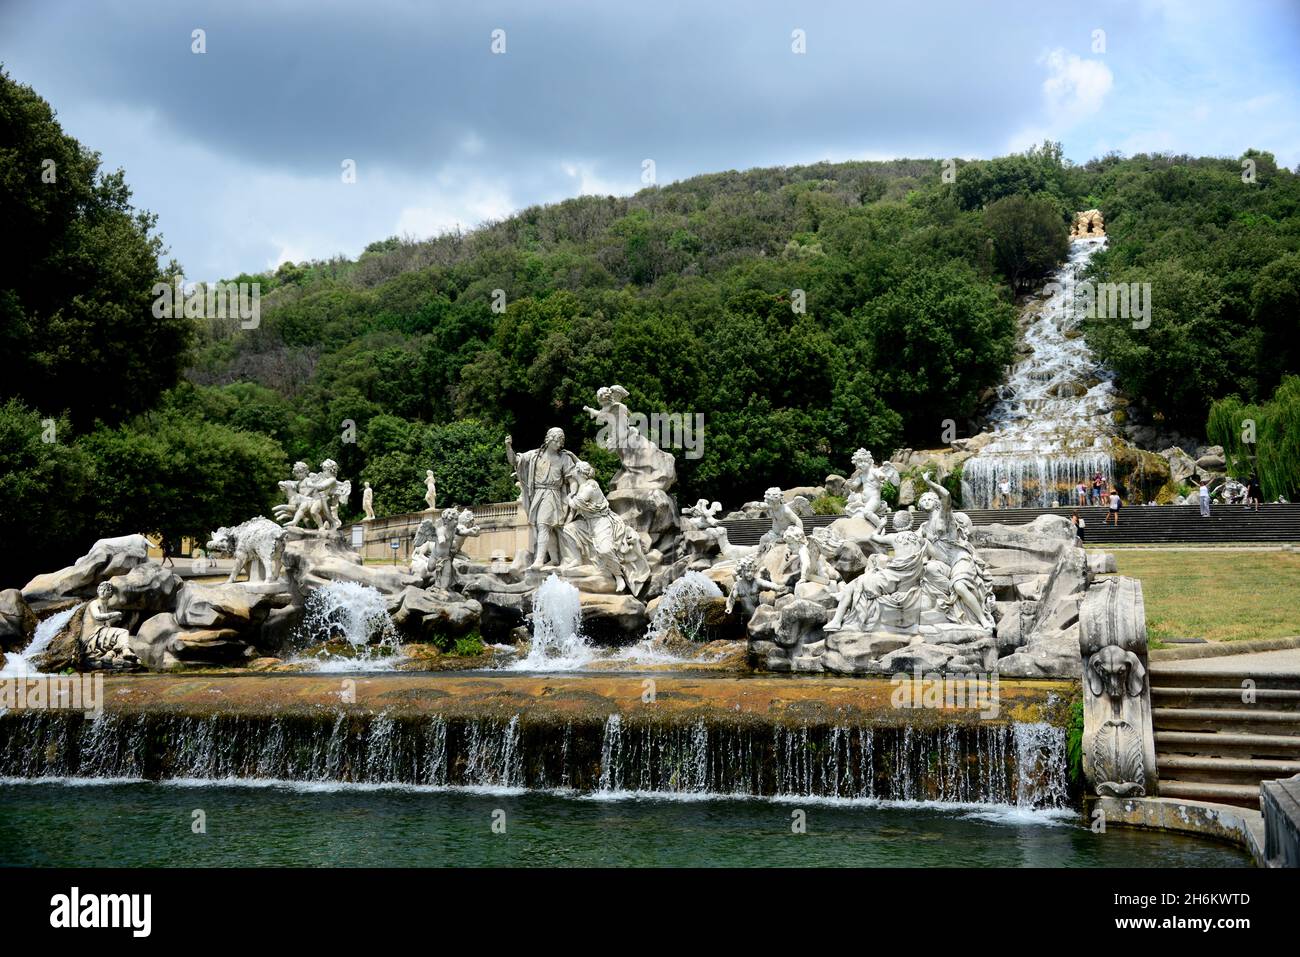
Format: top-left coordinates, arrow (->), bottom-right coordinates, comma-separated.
844,449 -> 898,527
758,487 -> 805,548
362,482 -> 376,521
561,461 -> 652,594
276,460 -> 349,531
917,472 -> 994,628
725,553 -> 786,619
424,470 -> 437,512
796,526 -> 843,598
410,507 -> 480,588
824,510 -> 926,634
506,429 -> 579,569
583,384 -> 676,492
81,581 -> 139,668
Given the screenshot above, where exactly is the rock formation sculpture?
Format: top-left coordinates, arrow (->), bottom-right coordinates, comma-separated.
1070,208 -> 1105,238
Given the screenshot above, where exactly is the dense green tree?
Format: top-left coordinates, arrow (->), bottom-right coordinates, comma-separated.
0,67 -> 192,427
983,194 -> 1070,291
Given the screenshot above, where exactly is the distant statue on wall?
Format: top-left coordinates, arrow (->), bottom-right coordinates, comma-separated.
424,471 -> 437,512
362,482 -> 376,521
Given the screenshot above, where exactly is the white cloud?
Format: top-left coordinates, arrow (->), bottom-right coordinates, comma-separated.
1040,48 -> 1114,124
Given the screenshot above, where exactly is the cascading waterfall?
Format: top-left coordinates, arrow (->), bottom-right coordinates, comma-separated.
0,605 -> 79,678
964,237 -> 1119,508
512,574 -> 590,670
0,709 -> 1070,808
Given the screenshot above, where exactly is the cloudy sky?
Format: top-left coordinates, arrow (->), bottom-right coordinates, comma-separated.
3,0 -> 1298,281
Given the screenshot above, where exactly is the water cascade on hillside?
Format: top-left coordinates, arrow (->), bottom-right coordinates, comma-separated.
0,710 -> 1069,808
963,237 -> 1119,508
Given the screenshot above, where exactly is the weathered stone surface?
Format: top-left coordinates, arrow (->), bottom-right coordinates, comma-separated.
389,586 -> 482,640
131,612 -> 251,669
0,588 -> 37,654
1195,445 -> 1226,472
30,605 -> 88,673
578,592 -> 648,644
820,631 -> 910,673
1088,552 -> 1118,575
997,624 -> 1083,678
1160,446 -> 1197,485
22,534 -> 151,602
105,563 -> 184,612
174,581 -> 291,630
283,531 -> 417,596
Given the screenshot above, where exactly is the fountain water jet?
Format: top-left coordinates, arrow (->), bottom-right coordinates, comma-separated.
512,574 -> 591,671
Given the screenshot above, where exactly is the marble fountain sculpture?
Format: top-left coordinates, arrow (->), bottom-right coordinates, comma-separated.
5,380 -> 1146,691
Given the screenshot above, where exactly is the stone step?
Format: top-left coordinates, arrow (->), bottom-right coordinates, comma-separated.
1157,780 -> 1262,808
1150,686 -> 1300,710
1151,707 -> 1300,734
1149,669 -> 1300,692
1155,730 -> 1300,759
1157,754 -> 1300,785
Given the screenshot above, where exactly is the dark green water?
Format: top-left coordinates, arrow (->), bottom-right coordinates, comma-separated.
0,781 -> 1251,867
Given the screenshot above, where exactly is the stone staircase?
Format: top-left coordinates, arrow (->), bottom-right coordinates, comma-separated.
1149,665 -> 1300,808
720,503 -> 1300,546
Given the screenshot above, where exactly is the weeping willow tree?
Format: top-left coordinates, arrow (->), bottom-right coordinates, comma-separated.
1208,376 -> 1300,501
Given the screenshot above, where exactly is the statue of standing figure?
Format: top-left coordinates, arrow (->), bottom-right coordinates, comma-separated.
424,471 -> 437,512
362,482 -> 376,521
506,429 -> 579,569
917,472 -> 994,629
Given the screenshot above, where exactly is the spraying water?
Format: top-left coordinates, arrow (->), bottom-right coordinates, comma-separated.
291,582 -> 399,670
647,572 -> 722,642
1,605 -> 79,677
512,574 -> 591,671
964,237 -> 1118,508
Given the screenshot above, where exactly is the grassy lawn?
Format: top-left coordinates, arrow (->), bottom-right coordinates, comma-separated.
1103,549 -> 1300,644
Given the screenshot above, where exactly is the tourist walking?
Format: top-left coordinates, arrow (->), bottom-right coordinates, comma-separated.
1248,473 -> 1263,511
1071,510 -> 1086,542
1105,487 -> 1121,526
1197,479 -> 1211,518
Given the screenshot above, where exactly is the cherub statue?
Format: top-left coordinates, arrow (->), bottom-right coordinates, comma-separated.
725,554 -> 786,619
758,487 -> 805,548
844,449 -> 898,527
